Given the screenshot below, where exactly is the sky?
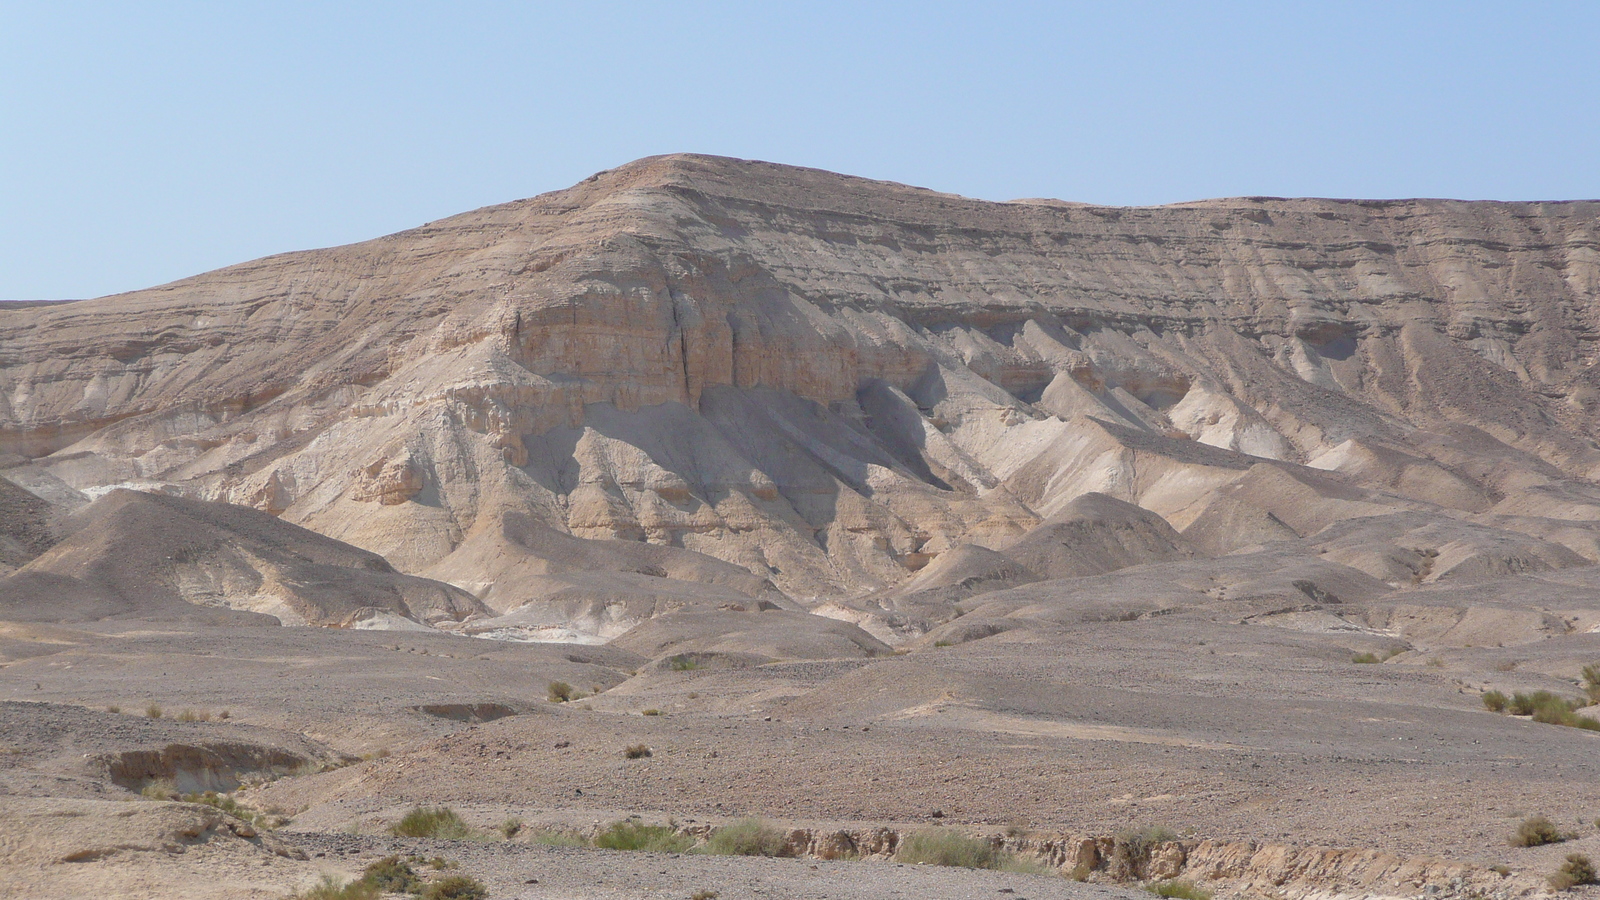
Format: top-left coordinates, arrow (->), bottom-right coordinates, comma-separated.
3,2 -> 1598,301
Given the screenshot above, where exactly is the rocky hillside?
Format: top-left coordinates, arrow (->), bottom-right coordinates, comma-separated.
3,154 -> 1599,628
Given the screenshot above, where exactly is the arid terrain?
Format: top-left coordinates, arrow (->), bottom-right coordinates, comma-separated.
2,154 -> 1599,898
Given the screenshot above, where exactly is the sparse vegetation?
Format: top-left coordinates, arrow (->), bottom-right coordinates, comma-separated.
289,875 -> 379,900
1491,692 -> 1600,731
420,874 -> 488,900
1146,880 -> 1213,900
391,806 -> 471,840
175,709 -> 210,722
705,819 -> 789,857
691,892 -> 719,900
361,856 -> 422,894
1550,854 -> 1597,891
642,708 -> 662,716
496,818 -> 522,839
933,640 -> 953,648
622,743 -> 652,759
105,704 -> 120,714
669,654 -> 701,671
1352,648 -> 1405,664
181,790 -> 286,829
547,681 -> 575,703
1583,664 -> 1600,704
1112,825 -> 1180,879
895,829 -> 1002,869
145,703 -> 162,719
140,778 -> 178,800
1482,690 -> 1508,712
1512,815 -> 1572,847
527,827 -> 587,848
593,820 -> 696,853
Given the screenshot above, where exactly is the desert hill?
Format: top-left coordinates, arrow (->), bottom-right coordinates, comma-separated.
3,155 -> 1600,627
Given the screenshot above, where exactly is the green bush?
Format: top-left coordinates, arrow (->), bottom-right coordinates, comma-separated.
1582,664 -> 1600,703
622,744 -> 652,759
361,856 -> 421,894
180,790 -> 284,829
706,819 -> 789,857
420,874 -> 488,900
895,829 -> 1001,869
1146,880 -> 1213,900
1482,690 -> 1508,712
547,681 -> 574,703
1512,816 -> 1571,847
593,820 -> 696,853
1351,652 -> 1381,664
669,654 -> 700,671
1551,854 -> 1597,891
1112,826 -> 1179,878
291,876 -> 379,900
391,806 -> 471,840
140,778 -> 178,800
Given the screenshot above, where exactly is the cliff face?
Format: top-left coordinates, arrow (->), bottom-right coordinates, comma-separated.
4,154 -> 1600,604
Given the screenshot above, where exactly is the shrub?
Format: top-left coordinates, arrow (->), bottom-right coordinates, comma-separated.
420,874 -> 488,900
1482,691 -> 1508,712
528,827 -> 587,847
391,806 -> 471,840
1112,826 -> 1179,878
176,709 -> 210,722
669,654 -> 700,671
895,829 -> 1001,869
145,703 -> 162,719
1351,652 -> 1381,664
593,820 -> 695,853
180,790 -> 283,829
642,709 -> 662,716
1582,663 -> 1600,702
622,744 -> 652,759
691,892 -> 719,900
706,819 -> 789,857
1146,880 -> 1213,900
497,818 -> 522,839
547,681 -> 574,703
105,704 -> 121,714
291,876 -> 379,900
1512,816 -> 1571,847
1551,854 -> 1597,891
361,856 -> 421,894
140,778 -> 178,800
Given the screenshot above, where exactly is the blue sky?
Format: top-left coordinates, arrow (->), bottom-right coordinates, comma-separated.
3,2 -> 1598,300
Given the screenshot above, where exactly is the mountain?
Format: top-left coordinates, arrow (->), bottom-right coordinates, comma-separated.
2,153 -> 1599,627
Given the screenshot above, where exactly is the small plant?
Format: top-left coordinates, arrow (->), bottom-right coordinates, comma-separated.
180,790 -> 285,829
593,820 -> 696,853
1426,656 -> 1445,668
105,704 -> 121,714
548,681 -> 575,703
420,874 -> 488,900
1351,652 -> 1381,664
290,876 -> 379,900
895,829 -> 1001,869
528,827 -> 587,847
361,856 -> 421,894
1583,664 -> 1600,703
669,654 -> 700,671
1482,691 -> 1508,712
1112,826 -> 1179,879
691,892 -> 719,900
1551,854 -> 1597,891
391,806 -> 471,839
1512,815 -> 1571,847
642,708 -> 662,716
176,709 -> 210,722
1146,880 -> 1213,900
1491,864 -> 1511,876
145,703 -> 162,719
140,778 -> 178,800
706,819 -> 789,857
497,818 -> 523,839
933,640 -> 953,648
623,743 -> 652,759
